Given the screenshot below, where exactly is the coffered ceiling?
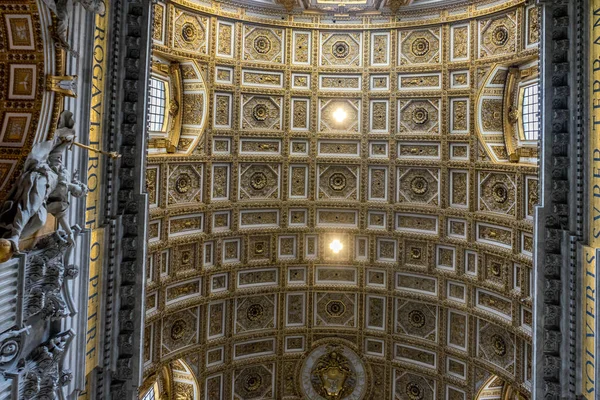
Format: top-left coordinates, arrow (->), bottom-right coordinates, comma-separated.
142,0 -> 540,399
207,0 -> 504,15
0,1 -> 62,202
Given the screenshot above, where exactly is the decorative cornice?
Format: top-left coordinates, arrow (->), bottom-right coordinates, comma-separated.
101,0 -> 152,398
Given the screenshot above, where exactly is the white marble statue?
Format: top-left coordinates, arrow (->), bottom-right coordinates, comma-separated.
42,0 -> 106,53
0,111 -> 88,263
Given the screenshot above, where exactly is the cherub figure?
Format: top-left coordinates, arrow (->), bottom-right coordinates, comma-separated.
0,111 -> 88,262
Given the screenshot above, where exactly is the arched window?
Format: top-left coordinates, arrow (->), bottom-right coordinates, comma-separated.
149,77 -> 167,132
141,386 -> 156,400
521,83 -> 540,141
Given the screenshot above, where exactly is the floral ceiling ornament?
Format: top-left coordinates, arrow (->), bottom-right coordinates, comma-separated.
254,35 -> 272,54
405,382 -> 424,400
253,104 -> 269,121
491,334 -> 507,356
492,25 -> 510,46
411,37 -> 430,56
410,176 -> 428,194
332,41 -> 350,59
175,173 -> 192,194
408,310 -> 426,328
181,22 -> 197,42
412,107 -> 429,124
329,173 -> 347,191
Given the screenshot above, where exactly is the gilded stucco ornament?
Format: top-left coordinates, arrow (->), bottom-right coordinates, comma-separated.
233,364 -> 274,399
275,0 -> 295,12
300,344 -> 368,400
254,36 -> 272,54
387,0 -> 411,13
332,41 -> 350,59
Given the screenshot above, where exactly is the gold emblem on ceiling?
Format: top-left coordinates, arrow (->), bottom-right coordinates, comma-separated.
311,347 -> 354,399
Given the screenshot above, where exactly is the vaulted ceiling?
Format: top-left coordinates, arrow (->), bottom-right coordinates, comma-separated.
0,1 -> 62,202
217,0 -> 501,15
142,0 -> 539,399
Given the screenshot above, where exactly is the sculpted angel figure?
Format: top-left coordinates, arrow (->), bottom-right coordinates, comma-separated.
41,0 -> 106,53
0,111 -> 88,263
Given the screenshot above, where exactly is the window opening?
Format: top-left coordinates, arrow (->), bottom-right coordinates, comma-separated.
521,83 -> 539,141
149,77 -> 167,132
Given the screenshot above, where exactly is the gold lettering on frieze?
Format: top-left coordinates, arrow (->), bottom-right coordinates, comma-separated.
84,0 -> 109,382
583,246 -> 597,399
584,2 -> 600,396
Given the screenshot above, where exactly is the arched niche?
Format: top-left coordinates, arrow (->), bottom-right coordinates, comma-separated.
147,56 -> 207,156
476,58 -> 539,165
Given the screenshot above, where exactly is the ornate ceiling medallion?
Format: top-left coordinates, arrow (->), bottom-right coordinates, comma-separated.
175,173 -> 191,194
181,251 -> 191,265
412,107 -> 429,124
300,344 -> 368,400
492,182 -> 509,203
254,241 -> 265,254
321,33 -> 361,67
234,364 -> 273,399
491,334 -> 507,356
408,310 -> 426,328
405,382 -> 424,400
246,304 -> 264,321
332,41 -> 350,58
252,104 -> 269,121
492,25 -> 510,46
254,35 -> 272,54
170,319 -> 187,340
410,247 -> 422,259
329,173 -> 347,191
491,262 -> 502,277
181,22 -> 196,42
250,172 -> 268,190
244,373 -> 263,392
411,37 -> 430,57
326,300 -> 346,317
410,177 -> 428,194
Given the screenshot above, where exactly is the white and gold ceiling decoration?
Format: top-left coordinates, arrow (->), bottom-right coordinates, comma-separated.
143,0 -> 539,399
209,0 -> 515,15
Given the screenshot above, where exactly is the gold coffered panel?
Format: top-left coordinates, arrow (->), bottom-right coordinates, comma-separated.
320,32 -> 363,67
172,9 -> 208,54
398,99 -> 440,134
240,95 -> 283,131
478,11 -> 518,58
144,1 -> 538,399
398,27 -> 441,65
0,1 -> 59,200
243,25 -> 284,63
